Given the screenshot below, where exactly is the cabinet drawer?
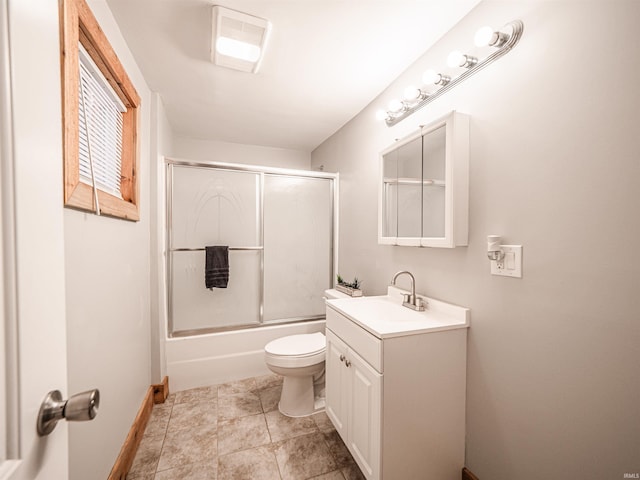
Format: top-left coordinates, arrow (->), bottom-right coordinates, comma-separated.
326,306 -> 382,373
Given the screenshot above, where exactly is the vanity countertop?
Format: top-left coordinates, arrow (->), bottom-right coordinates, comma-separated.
326,286 -> 470,339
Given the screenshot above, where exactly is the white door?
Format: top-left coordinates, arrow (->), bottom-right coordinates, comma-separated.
348,349 -> 381,480
1,0 -> 69,478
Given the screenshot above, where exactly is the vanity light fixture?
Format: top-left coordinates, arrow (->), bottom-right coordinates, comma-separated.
380,20 -> 524,126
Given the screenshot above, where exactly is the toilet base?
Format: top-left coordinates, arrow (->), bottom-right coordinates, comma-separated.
278,376 -> 325,418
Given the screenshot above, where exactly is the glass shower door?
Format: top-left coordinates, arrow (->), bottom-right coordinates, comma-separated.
263,174 -> 333,322
168,165 -> 262,334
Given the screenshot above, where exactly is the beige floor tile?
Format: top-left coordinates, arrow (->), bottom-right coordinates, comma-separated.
174,385 -> 217,404
144,404 -> 172,438
128,375 -> 338,480
311,411 -> 335,433
218,377 -> 257,396
322,430 -> 354,468
341,463 -> 365,480
310,471 -> 345,480
168,400 -> 217,433
258,385 -> 282,413
157,423 -> 217,471
218,391 -> 262,421
265,410 -> 318,443
217,413 -> 271,456
127,434 -> 164,477
255,373 -> 283,390
218,445 -> 280,480
274,432 -> 337,480
155,461 -> 217,480
125,474 -> 155,480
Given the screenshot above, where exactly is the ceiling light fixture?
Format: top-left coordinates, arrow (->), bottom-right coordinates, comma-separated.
211,6 -> 271,73
379,20 -> 524,126
216,37 -> 262,63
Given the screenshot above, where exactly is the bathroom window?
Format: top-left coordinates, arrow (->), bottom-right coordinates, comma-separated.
60,0 -> 141,221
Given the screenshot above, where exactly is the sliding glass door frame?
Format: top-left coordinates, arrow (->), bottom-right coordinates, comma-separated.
166,158 -> 338,338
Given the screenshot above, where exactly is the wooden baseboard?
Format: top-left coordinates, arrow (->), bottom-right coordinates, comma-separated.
462,467 -> 480,480
108,376 -> 169,480
153,375 -> 169,404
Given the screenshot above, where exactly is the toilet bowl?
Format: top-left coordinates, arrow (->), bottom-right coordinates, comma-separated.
263,289 -> 351,417
264,332 -> 326,417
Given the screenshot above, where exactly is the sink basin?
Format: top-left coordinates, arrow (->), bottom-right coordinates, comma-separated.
326,286 -> 469,339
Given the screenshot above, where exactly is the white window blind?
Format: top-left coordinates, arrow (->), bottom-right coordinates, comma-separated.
78,43 -> 126,199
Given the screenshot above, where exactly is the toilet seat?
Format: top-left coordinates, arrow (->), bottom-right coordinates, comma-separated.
265,332 -> 326,368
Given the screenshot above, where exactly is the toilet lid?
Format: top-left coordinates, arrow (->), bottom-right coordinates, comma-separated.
265,332 -> 325,357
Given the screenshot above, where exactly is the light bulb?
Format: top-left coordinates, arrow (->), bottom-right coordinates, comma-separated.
422,69 -> 439,85
474,26 -> 495,47
447,50 -> 465,68
375,109 -> 389,121
403,86 -> 421,102
387,99 -> 404,114
216,37 -> 261,62
447,50 -> 477,68
422,69 -> 449,86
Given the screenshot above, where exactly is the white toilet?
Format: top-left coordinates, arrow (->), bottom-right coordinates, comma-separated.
264,332 -> 326,417
264,288 -> 349,417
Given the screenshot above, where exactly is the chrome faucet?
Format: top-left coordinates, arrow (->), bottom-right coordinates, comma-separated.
390,271 -> 426,311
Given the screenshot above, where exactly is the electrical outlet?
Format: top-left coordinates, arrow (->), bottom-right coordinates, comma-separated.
491,245 -> 522,278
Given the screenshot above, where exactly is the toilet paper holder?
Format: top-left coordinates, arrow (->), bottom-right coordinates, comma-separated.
37,388 -> 100,436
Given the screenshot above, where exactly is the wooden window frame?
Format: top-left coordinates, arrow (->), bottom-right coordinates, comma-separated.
60,0 -> 140,221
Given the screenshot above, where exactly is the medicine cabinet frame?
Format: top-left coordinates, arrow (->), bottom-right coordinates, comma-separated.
378,111 -> 469,248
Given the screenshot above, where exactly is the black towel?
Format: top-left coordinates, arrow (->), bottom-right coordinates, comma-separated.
205,246 -> 229,289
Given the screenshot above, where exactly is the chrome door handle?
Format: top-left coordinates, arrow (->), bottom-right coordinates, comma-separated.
37,389 -> 100,436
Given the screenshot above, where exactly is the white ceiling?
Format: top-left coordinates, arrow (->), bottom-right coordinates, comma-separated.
106,0 -> 480,152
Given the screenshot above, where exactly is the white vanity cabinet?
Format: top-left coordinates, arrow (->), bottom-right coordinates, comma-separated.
325,289 -> 469,480
326,328 -> 382,479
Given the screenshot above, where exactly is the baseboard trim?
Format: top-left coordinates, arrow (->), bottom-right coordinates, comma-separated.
108,376 -> 169,480
153,375 -> 169,404
462,467 -> 480,480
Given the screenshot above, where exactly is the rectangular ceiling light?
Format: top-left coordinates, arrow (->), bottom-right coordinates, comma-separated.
211,6 -> 271,73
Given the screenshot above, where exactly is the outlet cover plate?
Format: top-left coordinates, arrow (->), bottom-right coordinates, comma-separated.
491,245 -> 522,278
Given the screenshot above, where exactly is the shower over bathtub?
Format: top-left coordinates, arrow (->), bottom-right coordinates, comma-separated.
164,159 -> 337,390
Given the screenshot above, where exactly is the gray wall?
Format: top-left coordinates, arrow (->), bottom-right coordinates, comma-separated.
64,1 -> 152,478
311,1 -> 640,478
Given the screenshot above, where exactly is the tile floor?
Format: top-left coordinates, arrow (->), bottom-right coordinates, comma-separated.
127,374 -> 366,480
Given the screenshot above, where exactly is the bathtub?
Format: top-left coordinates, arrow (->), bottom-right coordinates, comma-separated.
165,320 -> 326,392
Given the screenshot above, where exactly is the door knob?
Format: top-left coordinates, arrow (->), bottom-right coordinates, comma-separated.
37,389 -> 100,436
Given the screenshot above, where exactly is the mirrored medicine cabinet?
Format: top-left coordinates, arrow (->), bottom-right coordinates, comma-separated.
378,111 -> 469,248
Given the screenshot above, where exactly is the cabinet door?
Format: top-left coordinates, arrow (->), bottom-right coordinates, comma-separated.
348,348 -> 382,480
325,329 -> 349,439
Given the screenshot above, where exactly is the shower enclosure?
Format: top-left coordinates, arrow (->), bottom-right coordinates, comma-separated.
166,160 -> 337,337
